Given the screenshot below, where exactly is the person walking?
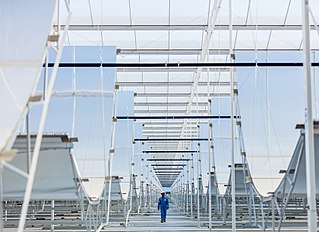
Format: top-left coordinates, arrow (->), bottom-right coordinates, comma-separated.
158,192 -> 169,223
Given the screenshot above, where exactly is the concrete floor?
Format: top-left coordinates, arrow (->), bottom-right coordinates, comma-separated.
3,201 -> 314,231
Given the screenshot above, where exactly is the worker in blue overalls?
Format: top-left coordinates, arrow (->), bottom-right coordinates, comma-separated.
158,192 -> 169,223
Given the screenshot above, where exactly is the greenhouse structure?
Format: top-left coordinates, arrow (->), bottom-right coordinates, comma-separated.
1,0 -> 319,231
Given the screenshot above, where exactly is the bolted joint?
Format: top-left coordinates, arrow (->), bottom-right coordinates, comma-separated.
112,117 -> 117,122
114,84 -> 119,90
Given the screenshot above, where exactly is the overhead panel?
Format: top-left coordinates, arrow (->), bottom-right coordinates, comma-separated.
170,0 -> 209,25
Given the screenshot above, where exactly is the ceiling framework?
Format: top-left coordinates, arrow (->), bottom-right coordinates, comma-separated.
53,0 -> 319,188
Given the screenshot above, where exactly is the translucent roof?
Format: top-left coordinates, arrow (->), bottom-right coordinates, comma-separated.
48,0 -> 319,192
56,0 -> 319,50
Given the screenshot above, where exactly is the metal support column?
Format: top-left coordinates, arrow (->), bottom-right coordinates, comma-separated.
190,153 -> 194,219
26,108 -> 31,173
186,159 -> 189,215
302,1 -> 317,231
125,139 -> 135,227
208,121 -> 212,230
197,139 -> 201,227
105,94 -> 119,226
229,0 -> 236,230
207,53 -> 212,230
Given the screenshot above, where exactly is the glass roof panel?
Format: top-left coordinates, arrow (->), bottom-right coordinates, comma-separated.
97,0 -> 130,25
102,31 -> 136,48
169,31 -> 203,49
136,31 -> 169,49
269,31 -> 302,49
67,31 -> 102,46
131,0 -> 169,25
170,0 -> 209,25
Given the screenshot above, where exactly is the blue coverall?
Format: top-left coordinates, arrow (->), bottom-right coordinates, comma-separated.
158,196 -> 169,222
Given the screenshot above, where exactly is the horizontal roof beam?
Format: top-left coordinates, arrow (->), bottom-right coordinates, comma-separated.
51,91 -> 228,98
136,110 -> 207,114
117,48 -> 319,55
155,171 -> 182,174
117,115 -> 239,120
117,67 -> 229,72
117,81 -> 232,87
151,164 -> 187,166
142,131 -> 183,135
147,158 -> 190,161
117,48 -> 229,55
142,125 -> 198,129
135,102 -> 209,107
142,127 -> 192,131
144,150 -> 196,153
141,121 -> 201,125
135,92 -> 229,97
135,138 -> 209,141
48,62 -> 319,68
56,24 -> 319,31
52,91 -> 113,98
143,130 -> 197,133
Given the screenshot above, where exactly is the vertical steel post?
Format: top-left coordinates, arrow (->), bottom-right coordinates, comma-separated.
229,0 -> 236,230
208,116 -> 212,230
125,138 -> 135,227
197,140 -> 201,227
190,153 -> 194,219
26,108 -> 31,173
207,53 -> 212,231
186,159 -> 189,215
302,1 -> 317,231
229,0 -> 236,232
